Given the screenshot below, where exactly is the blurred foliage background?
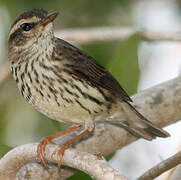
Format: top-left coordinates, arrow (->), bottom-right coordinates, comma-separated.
0,0 -> 141,179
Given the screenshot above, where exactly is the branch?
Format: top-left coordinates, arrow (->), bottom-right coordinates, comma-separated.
0,143 -> 128,180
55,27 -> 134,44
1,76 -> 181,179
55,27 -> 181,44
138,30 -> 181,42
137,151 -> 181,180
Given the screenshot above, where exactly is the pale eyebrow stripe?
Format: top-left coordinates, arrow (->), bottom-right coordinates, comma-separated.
8,17 -> 41,39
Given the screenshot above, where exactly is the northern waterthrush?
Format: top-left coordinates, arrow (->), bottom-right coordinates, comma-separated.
8,9 -> 170,166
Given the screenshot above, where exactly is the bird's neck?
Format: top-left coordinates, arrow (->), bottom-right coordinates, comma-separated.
9,37 -> 55,67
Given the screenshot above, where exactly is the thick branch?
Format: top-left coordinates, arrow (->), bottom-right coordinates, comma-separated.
137,151 -> 181,180
1,76 -> 181,179
0,143 -> 128,180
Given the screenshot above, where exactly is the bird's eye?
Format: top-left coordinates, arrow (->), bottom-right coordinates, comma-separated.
21,23 -> 32,31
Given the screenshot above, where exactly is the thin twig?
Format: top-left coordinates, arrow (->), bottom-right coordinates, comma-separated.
55,27 -> 135,44
138,30 -> 181,42
137,151 -> 181,180
55,27 -> 181,44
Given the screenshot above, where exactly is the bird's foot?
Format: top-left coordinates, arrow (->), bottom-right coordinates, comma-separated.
37,137 -> 54,166
37,125 -> 82,166
52,141 -> 73,166
52,129 -> 91,166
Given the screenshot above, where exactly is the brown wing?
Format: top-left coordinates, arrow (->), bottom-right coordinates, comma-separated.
54,38 -> 132,102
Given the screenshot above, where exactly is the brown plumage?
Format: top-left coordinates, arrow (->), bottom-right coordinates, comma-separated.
8,9 -> 170,166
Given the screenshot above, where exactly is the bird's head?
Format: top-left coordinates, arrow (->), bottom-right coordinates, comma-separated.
8,9 -> 58,63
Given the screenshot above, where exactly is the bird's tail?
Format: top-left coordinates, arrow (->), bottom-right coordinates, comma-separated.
118,102 -> 170,140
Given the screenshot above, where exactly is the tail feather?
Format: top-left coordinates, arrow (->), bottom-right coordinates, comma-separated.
119,101 -> 170,141
119,123 -> 155,140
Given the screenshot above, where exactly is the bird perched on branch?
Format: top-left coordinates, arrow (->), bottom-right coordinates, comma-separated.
8,9 -> 170,166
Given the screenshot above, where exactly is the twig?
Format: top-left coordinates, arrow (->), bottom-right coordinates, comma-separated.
137,151 -> 181,180
55,27 -> 181,44
0,143 -> 128,180
55,27 -> 135,44
138,30 -> 181,42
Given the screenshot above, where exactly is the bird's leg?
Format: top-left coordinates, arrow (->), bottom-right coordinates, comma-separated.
37,125 -> 82,166
52,129 -> 92,166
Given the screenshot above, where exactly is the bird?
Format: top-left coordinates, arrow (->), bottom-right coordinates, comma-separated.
8,9 -> 170,166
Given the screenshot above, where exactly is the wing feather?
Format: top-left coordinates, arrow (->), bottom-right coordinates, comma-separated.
53,38 -> 132,102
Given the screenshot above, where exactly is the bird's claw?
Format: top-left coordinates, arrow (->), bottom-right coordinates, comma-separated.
51,143 -> 72,166
37,137 -> 54,166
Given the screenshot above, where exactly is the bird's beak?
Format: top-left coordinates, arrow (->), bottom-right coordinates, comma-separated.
40,12 -> 59,27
